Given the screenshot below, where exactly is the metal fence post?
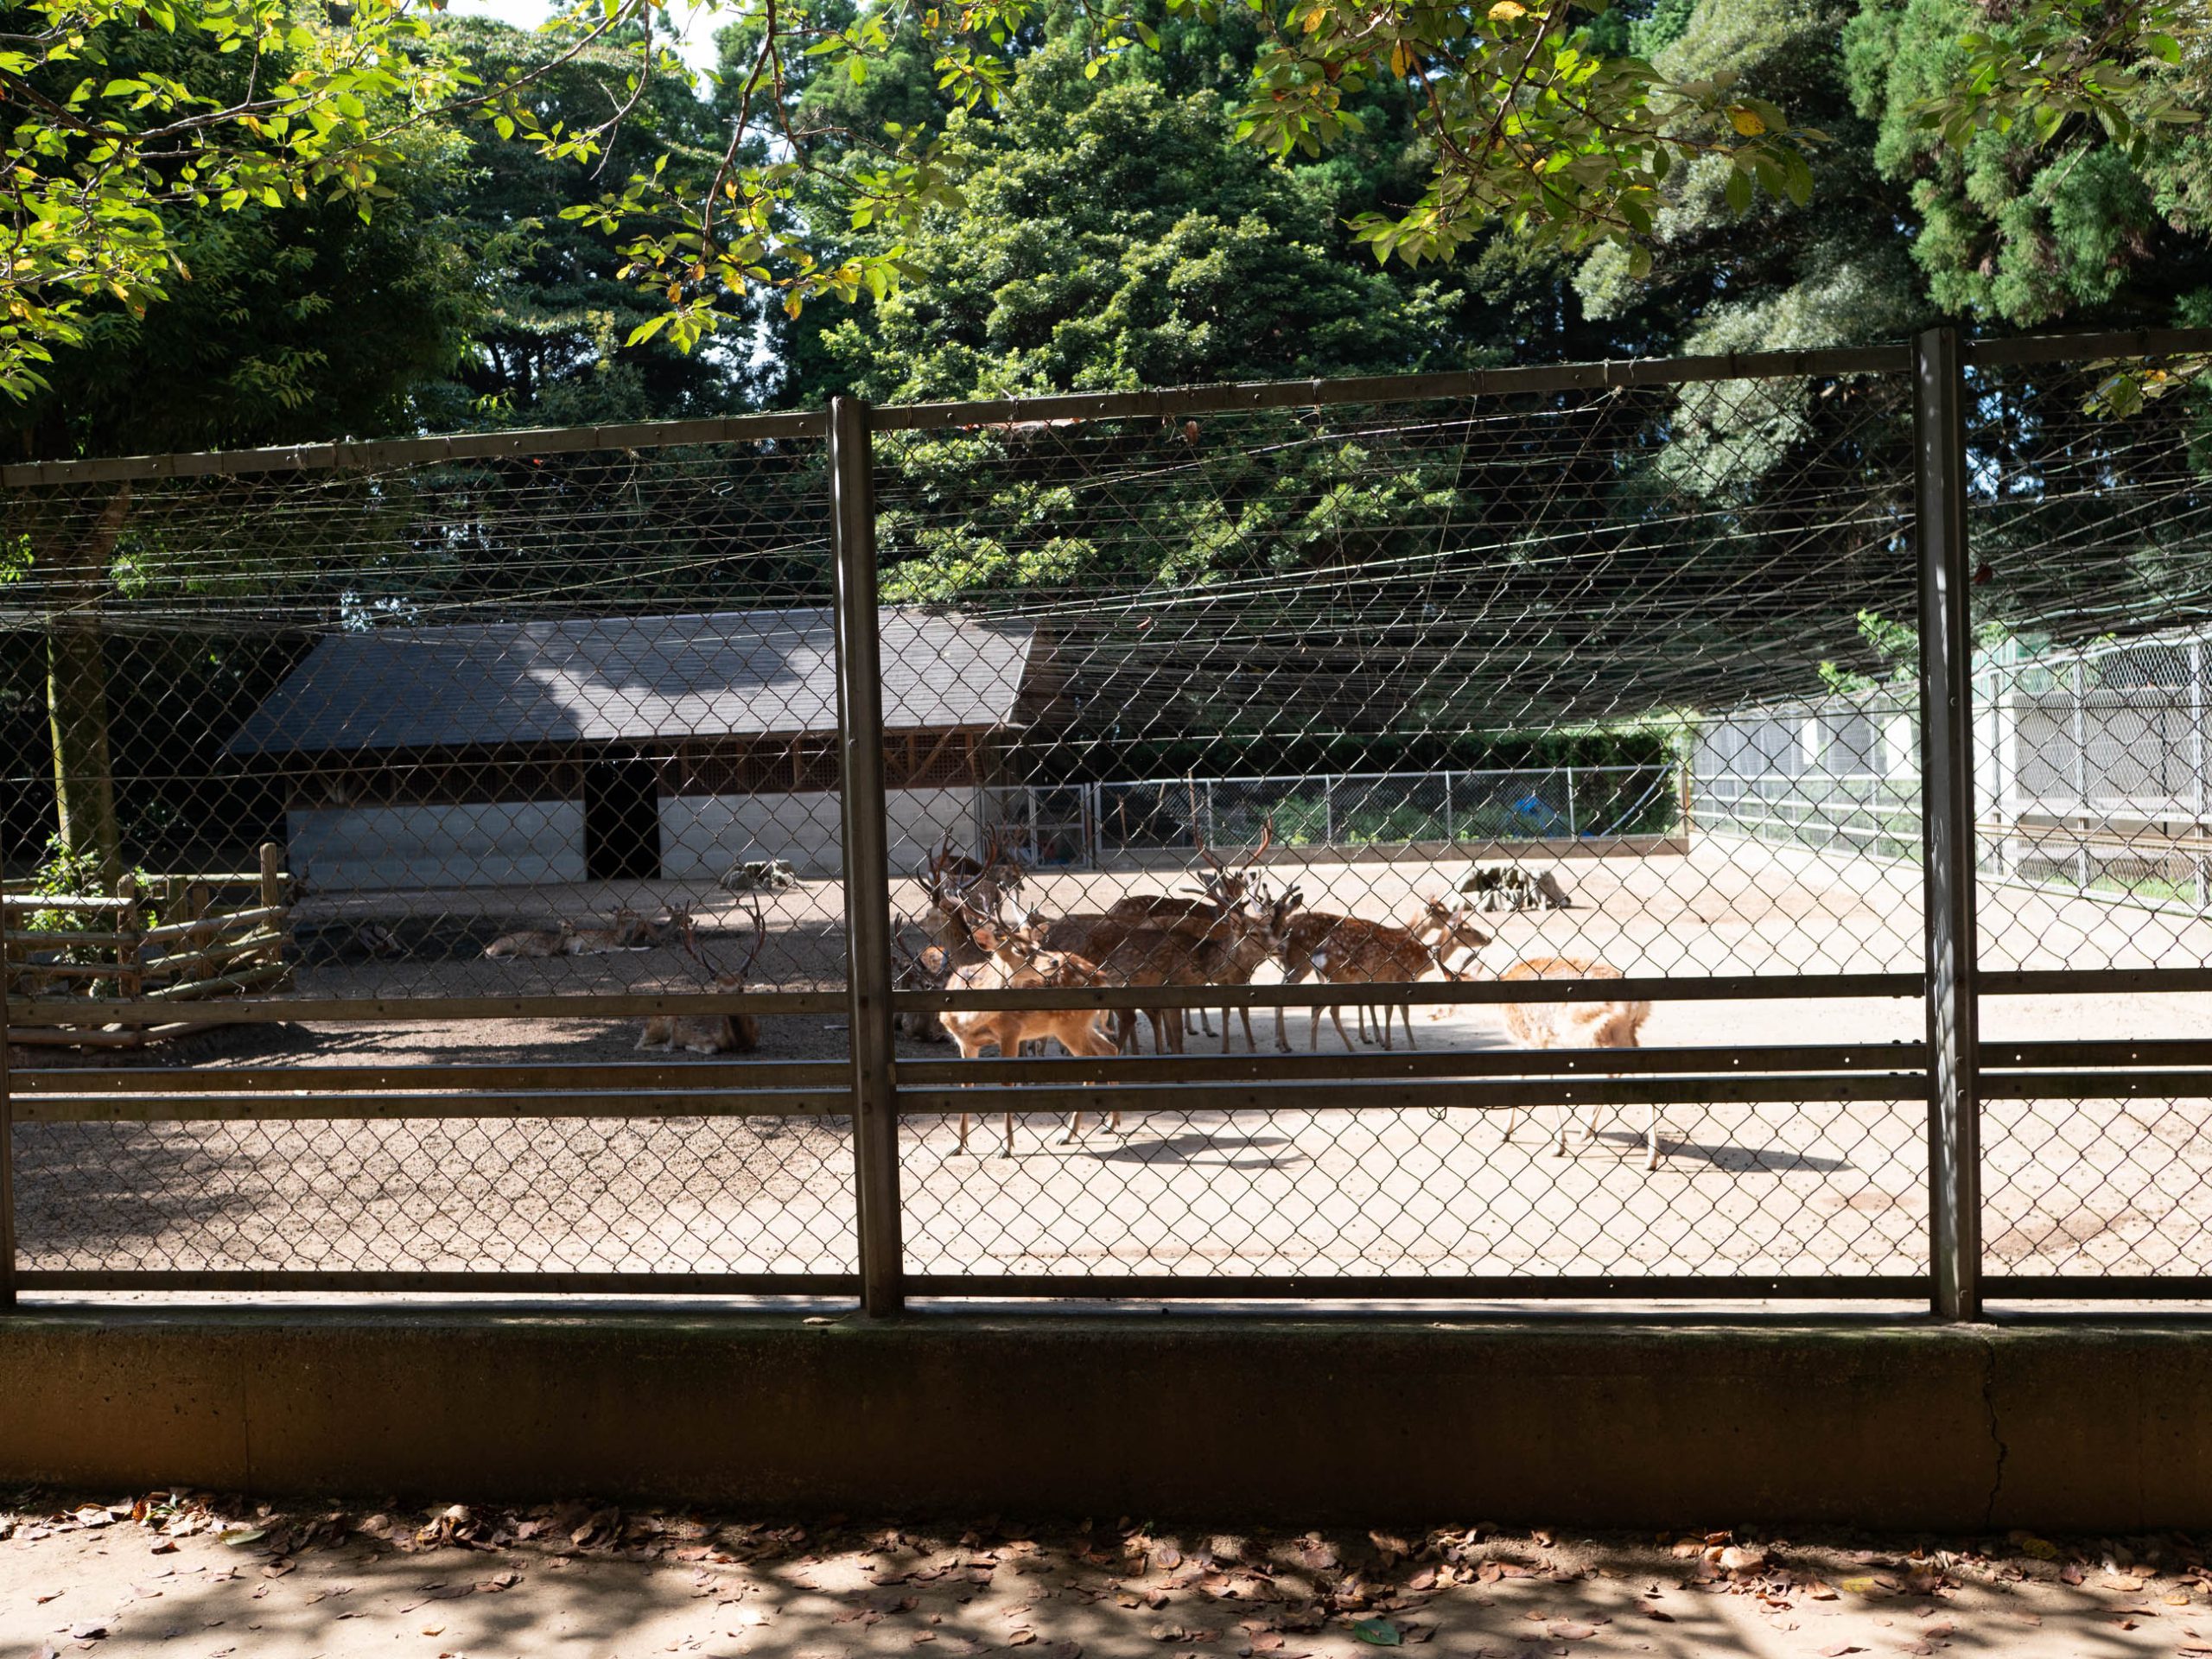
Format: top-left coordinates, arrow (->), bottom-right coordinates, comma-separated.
1914,325 -> 1982,1323
1,811 -> 14,1312
2191,639 -> 2206,909
1,926 -> 13,1313
830,394 -> 904,1316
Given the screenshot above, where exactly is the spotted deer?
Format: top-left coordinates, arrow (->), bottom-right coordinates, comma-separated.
1107,819 -> 1275,1044
938,904 -> 1122,1154
1274,899 -> 1491,1052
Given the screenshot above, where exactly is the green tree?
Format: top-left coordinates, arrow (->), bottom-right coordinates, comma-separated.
1,114 -> 472,883
415,16 -> 755,429
1845,0 -> 2212,329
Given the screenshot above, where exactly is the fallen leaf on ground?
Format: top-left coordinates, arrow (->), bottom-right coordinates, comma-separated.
1350,1618 -> 1401,1647
1817,1645 -> 1863,1657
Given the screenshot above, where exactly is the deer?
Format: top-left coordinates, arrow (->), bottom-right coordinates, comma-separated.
891,924 -> 954,1044
484,920 -> 576,958
564,905 -> 692,954
919,832 -> 1025,910
637,901 -> 765,1054
1107,818 -> 1274,1044
1414,899 -> 1659,1170
1272,899 -> 1491,1052
938,899 -> 1123,1155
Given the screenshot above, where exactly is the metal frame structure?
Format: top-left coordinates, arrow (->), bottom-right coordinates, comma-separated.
6,326 -> 2212,1317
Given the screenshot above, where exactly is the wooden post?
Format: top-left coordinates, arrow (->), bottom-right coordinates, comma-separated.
257,842 -> 290,976
115,870 -> 142,1001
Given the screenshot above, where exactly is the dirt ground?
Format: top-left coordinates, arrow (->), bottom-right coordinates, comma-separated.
6,1494 -> 2211,1659
15,836 -> 2212,1288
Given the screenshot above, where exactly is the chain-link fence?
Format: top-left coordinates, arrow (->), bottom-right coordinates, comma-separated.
5,332 -> 2212,1309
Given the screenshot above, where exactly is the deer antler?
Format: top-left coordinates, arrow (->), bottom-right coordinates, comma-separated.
1193,828 -> 1225,875
733,896 -> 766,984
1246,815 -> 1275,866
677,912 -> 721,985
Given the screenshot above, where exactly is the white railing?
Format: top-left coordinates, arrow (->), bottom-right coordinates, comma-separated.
988,764 -> 1680,868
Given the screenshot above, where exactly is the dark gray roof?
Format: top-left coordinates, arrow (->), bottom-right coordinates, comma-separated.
227,608 -> 1035,754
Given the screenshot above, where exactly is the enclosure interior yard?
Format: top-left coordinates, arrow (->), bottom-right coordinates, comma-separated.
14,841 -> 2212,1288
10,329 -> 2212,1313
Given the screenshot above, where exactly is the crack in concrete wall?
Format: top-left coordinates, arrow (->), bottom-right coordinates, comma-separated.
1979,1333 -> 2009,1528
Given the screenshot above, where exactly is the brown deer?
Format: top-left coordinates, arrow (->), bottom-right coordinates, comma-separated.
1417,901 -> 1658,1169
484,920 -> 575,958
1273,899 -> 1489,1052
1107,818 -> 1274,1043
637,902 -> 765,1054
939,905 -> 1122,1154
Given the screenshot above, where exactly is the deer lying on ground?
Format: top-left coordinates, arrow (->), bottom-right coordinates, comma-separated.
565,905 -> 692,954
637,901 -> 764,1054
1273,899 -> 1491,1052
1414,899 -> 1658,1170
484,921 -> 575,958
938,901 -> 1122,1154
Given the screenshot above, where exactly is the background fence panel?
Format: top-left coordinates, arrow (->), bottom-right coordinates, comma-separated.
874,372 -> 1932,1293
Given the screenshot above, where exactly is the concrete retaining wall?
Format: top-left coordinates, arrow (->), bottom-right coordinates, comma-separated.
3,1311 -> 2209,1528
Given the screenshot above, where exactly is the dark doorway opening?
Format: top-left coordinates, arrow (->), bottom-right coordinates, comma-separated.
583,755 -> 663,880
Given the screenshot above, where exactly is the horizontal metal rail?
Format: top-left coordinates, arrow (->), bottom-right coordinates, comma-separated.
872,347 -> 1915,430
14,1089 -> 850,1123
16,327 -> 2200,491
899,1043 -> 1926,1084
903,1274 -> 1931,1300
1980,968 -> 2212,995
893,1074 -> 1923,1114
1981,1276 -> 2212,1300
1963,327 -> 2212,367
0,411 -> 831,488
1977,1071 -> 2212,1099
11,1041 -> 2176,1097
11,1060 -> 856,1093
6,989 -> 849,1026
17,1270 -> 856,1295
1981,1039 -> 2212,1069
901,974 -> 1923,1012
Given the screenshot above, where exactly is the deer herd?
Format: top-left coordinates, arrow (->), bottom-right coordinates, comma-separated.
479,823 -> 1659,1166
902,823 -> 1657,1166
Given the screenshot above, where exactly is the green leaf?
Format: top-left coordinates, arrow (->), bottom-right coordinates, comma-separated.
1351,1618 -> 1402,1646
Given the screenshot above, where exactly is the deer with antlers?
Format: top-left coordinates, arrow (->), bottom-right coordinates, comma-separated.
1414,898 -> 1659,1169
636,901 -> 765,1054
1106,818 -> 1276,1046
1272,899 -> 1492,1052
937,897 -> 1124,1155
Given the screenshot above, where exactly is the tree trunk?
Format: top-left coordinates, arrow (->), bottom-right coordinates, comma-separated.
43,486 -> 130,889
